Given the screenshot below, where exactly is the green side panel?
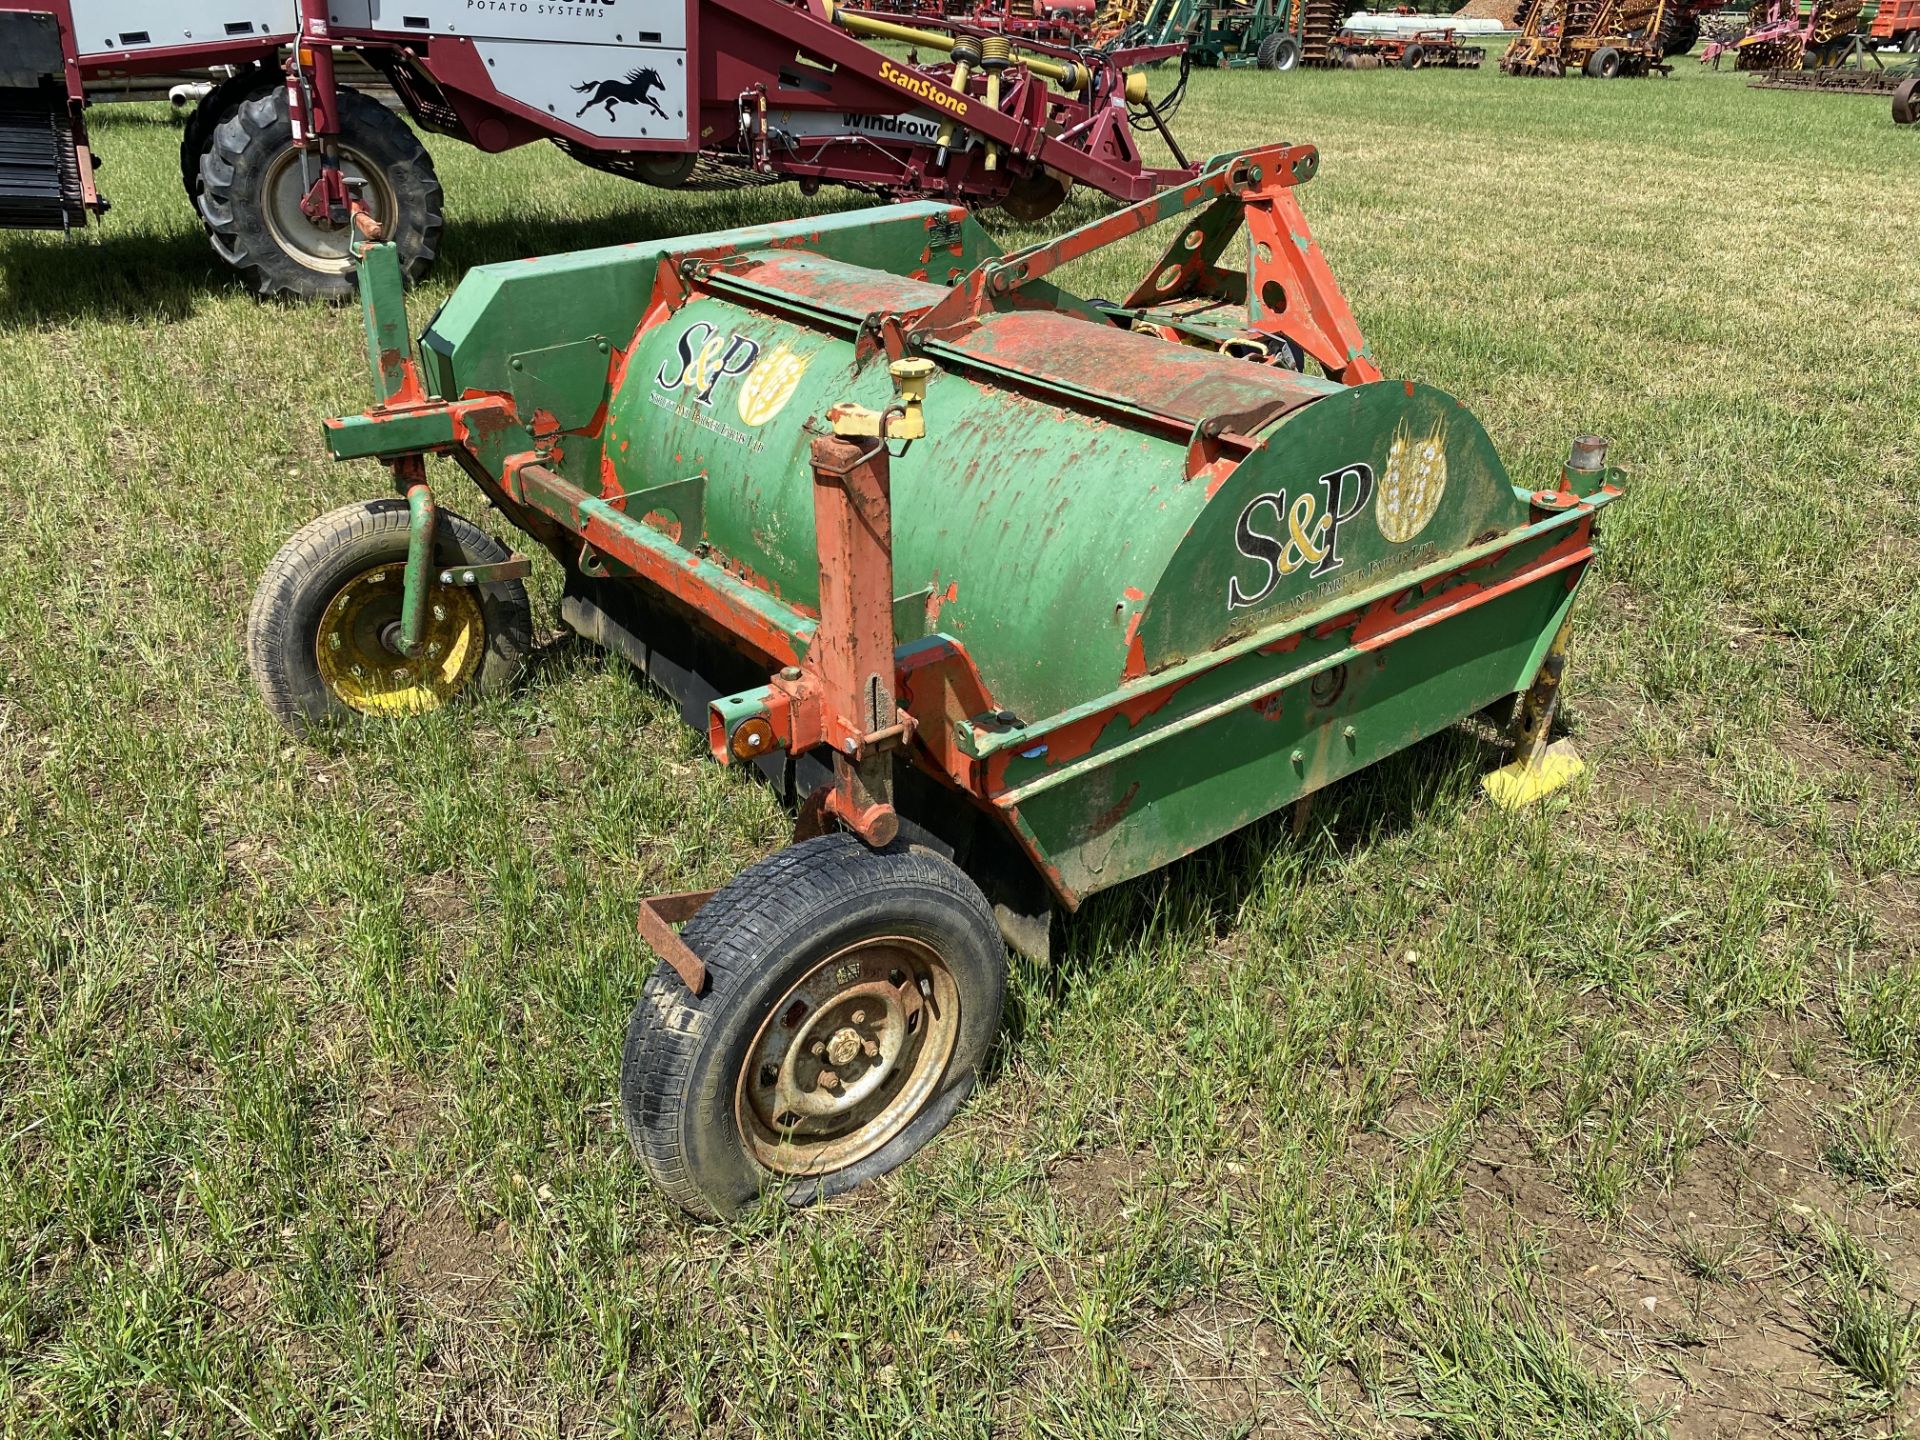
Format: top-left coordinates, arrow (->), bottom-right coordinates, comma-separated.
509,338 -> 614,433
421,203 -> 997,405
1011,572 -> 1586,902
1146,381 -> 1529,669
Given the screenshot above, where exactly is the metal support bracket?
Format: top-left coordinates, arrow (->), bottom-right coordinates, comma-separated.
398,470 -> 436,658
438,556 -> 533,586
637,890 -> 717,993
351,218 -> 430,408
1483,611 -> 1583,809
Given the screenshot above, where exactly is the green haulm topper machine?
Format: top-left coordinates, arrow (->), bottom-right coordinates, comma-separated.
249,146 -> 1623,1218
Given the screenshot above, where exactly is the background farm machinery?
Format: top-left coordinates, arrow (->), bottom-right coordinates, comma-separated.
1704,0 -> 1862,66
1705,0 -> 1919,103
964,0 -> 1101,42
0,0 -> 1189,298
1101,0 -> 1318,69
1327,25 -> 1486,67
1502,0 -> 1712,74
1872,0 -> 1920,51
1100,0 -> 1481,72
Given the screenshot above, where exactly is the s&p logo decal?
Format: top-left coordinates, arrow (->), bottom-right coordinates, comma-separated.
1227,462 -> 1376,611
656,322 -> 762,407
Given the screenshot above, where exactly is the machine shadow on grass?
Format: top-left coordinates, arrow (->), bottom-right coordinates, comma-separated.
0,201 -> 857,324
990,719 -> 1517,1065
0,230 -> 220,325
0,169 -> 877,324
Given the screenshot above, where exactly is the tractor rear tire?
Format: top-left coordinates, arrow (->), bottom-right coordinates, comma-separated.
1257,33 -> 1301,70
248,498 -> 533,735
1904,30 -> 1920,52
1585,45 -> 1623,76
1662,13 -> 1700,56
199,85 -> 442,302
621,834 -> 1008,1220
1400,43 -> 1426,68
180,64 -> 274,205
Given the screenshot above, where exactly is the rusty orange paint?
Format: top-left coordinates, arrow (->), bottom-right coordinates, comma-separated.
1350,530 -> 1594,650
1121,610 -> 1147,680
1081,780 -> 1141,839
987,678 -> 1191,793
925,579 -> 960,626
1256,632 -> 1304,658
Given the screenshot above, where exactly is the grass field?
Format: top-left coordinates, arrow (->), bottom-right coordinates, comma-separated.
2,54 -> 1918,1439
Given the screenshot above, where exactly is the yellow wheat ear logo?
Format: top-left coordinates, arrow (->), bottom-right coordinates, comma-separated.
1376,422 -> 1448,544
737,344 -> 809,426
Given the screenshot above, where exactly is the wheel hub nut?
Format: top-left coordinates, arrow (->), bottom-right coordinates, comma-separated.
825,1026 -> 863,1069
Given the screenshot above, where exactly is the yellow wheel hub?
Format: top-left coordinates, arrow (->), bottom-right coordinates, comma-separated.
314,562 -> 485,715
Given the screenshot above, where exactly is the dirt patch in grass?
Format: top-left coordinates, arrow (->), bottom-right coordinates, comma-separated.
205,1263 -> 274,1329
1461,1069 -> 1920,1439
1047,1147 -> 1145,1221
378,1193 -> 515,1321
1120,1302 -> 1322,1435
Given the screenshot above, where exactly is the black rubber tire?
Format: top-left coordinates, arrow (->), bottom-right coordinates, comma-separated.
1662,13 -> 1700,56
1904,30 -> 1920,53
1585,45 -> 1623,77
1895,75 -> 1920,125
179,65 -> 274,205
1400,43 -> 1426,68
199,85 -> 442,302
247,498 -> 533,734
1257,33 -> 1301,70
621,834 -> 1008,1221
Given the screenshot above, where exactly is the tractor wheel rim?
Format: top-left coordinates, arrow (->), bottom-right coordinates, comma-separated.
261,144 -> 397,274
736,935 -> 961,1179
314,562 -> 485,715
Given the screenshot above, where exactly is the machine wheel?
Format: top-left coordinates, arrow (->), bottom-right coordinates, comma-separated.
1584,45 -> 1623,76
1895,75 -> 1920,124
1257,34 -> 1301,70
1904,30 -> 1920,52
1662,13 -> 1700,56
1327,41 -> 1348,65
1000,168 -> 1072,223
199,85 -> 442,302
179,64 -> 273,204
621,834 -> 1008,1220
247,498 -> 533,734
1400,43 -> 1426,68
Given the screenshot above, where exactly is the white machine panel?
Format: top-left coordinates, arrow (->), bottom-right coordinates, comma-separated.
471,39 -> 689,141
70,0 -> 295,57
326,0 -> 681,48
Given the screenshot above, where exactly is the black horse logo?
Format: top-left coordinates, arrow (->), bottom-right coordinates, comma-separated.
572,68 -> 670,123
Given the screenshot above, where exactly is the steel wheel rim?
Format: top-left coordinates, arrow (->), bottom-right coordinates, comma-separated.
736,935 -> 961,1178
314,562 -> 485,715
261,143 -> 396,274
